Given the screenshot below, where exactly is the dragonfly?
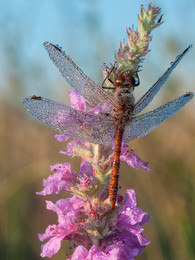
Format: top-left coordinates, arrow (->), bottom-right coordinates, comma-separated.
23,42 -> 194,209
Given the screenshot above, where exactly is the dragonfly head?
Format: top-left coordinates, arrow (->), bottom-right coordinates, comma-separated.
115,71 -> 140,90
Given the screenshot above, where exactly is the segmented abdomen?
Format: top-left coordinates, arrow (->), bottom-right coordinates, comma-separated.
109,125 -> 124,209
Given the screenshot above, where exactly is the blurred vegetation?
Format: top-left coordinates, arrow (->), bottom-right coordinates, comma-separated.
0,1 -> 195,260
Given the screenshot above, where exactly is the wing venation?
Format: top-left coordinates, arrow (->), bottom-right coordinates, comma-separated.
124,92 -> 194,142
43,42 -> 117,109
23,96 -> 115,144
133,45 -> 192,115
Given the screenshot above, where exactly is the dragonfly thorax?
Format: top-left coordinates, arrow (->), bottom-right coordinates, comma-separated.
112,71 -> 138,125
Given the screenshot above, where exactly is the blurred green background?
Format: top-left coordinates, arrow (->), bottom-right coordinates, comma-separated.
0,0 -> 194,259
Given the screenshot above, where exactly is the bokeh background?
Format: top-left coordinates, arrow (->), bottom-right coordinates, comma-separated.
0,0 -> 194,259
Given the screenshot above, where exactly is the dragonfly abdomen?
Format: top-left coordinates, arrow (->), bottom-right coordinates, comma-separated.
109,124 -> 124,209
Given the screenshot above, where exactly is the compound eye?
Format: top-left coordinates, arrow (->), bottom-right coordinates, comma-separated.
115,75 -> 125,85
134,73 -> 140,86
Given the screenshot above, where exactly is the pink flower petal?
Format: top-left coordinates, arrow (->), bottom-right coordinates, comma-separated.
69,90 -> 86,112
55,134 -> 69,142
68,245 -> 88,260
120,143 -> 152,172
40,235 -> 62,258
36,163 -> 76,195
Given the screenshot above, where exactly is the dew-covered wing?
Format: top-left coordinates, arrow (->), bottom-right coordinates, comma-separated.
43,42 -> 117,109
23,96 -> 115,144
133,45 -> 192,116
124,92 -> 194,142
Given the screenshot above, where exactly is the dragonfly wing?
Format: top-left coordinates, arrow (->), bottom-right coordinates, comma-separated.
43,42 -> 117,109
133,45 -> 192,116
23,96 -> 115,144
124,92 -> 194,142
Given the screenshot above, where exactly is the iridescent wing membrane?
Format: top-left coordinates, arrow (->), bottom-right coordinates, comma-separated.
123,92 -> 193,142
23,43 -> 194,144
133,45 -> 193,116
23,96 -> 115,144
43,42 -> 117,109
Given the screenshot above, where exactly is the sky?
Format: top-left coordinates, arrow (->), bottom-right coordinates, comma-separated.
0,0 -> 195,105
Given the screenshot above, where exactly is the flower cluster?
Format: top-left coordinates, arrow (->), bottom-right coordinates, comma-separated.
36,4 -> 163,259
37,91 -> 151,259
